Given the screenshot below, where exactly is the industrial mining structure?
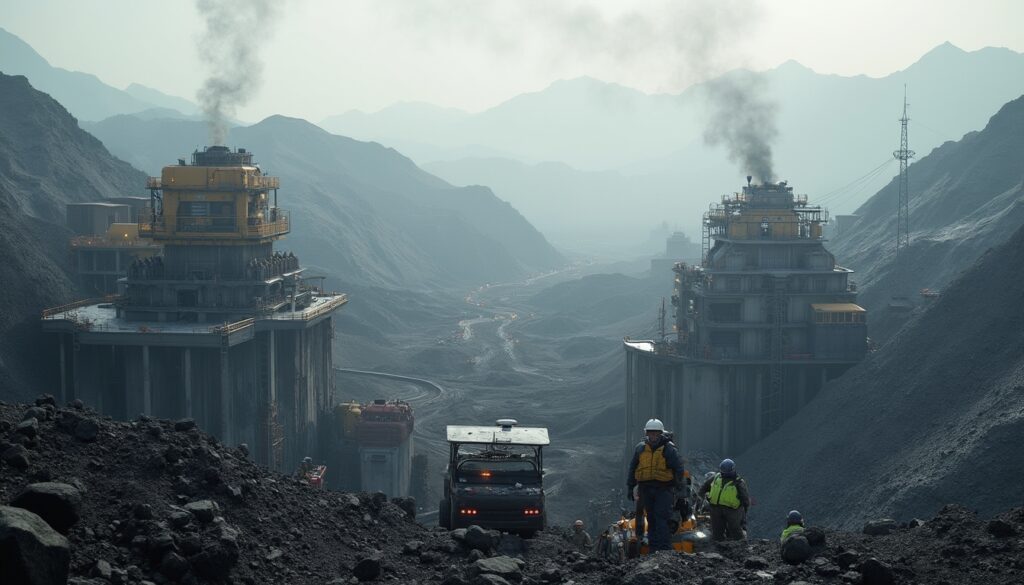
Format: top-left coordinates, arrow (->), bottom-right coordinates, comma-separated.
624,178 -> 867,457
42,146 -> 348,471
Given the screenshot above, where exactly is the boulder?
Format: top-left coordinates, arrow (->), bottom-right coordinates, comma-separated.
781,535 -> 812,564
34,395 -> 56,407
744,556 -> 769,570
22,407 -> 48,422
353,553 -> 383,581
464,524 -> 501,552
2,444 -> 30,469
74,419 -> 100,442
173,418 -> 196,432
10,483 -> 83,534
16,418 -> 40,437
802,525 -> 827,547
859,557 -> 894,585
0,505 -> 70,585
391,496 -> 417,520
862,519 -> 897,536
986,519 -> 1017,538
836,549 -> 860,569
183,500 -> 219,523
469,556 -> 524,582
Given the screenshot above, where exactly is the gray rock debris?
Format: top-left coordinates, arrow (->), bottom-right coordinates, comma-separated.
10,482 -> 83,534
0,505 -> 70,585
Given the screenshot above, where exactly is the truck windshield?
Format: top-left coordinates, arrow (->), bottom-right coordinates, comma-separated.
457,459 -> 539,483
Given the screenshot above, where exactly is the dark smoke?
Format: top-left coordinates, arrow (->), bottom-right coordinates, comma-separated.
195,0 -> 280,145
702,74 -> 778,183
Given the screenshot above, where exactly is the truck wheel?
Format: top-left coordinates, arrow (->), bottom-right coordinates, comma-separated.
438,499 -> 451,529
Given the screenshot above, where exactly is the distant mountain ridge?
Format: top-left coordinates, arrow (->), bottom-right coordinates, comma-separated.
326,44 -> 1024,248
0,27 -> 197,121
0,72 -> 147,401
85,113 -> 564,289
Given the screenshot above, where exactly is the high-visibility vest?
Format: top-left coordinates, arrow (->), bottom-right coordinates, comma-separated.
780,524 -> 804,542
634,443 -> 675,483
708,474 -> 741,509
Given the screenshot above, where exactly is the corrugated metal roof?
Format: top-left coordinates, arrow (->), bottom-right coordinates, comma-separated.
446,425 -> 550,446
811,303 -> 867,313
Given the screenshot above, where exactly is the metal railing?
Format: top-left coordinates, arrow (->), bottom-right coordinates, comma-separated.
42,296 -> 121,318
145,175 -> 279,191
70,236 -> 160,249
212,318 -> 255,335
139,210 -> 289,239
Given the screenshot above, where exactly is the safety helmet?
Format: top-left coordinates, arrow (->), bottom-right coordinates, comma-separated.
719,458 -> 736,473
574,520 -> 584,527
788,510 -> 803,523
644,418 -> 665,432
303,456 -> 312,463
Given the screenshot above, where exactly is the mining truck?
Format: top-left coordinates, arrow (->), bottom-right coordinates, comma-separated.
439,419 -> 549,536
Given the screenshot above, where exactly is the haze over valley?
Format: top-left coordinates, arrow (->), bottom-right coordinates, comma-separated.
1,2 -> 1024,583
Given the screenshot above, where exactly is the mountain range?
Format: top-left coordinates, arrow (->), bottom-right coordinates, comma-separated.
325,44 -> 1024,250
83,114 -> 564,289
0,27 -> 199,121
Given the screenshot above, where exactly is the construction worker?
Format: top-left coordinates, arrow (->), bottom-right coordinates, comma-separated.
297,456 -> 313,479
698,458 -> 750,541
627,418 -> 685,552
569,519 -> 592,551
780,510 -> 805,542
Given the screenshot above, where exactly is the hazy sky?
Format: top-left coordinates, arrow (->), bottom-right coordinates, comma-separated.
3,0 -> 1022,122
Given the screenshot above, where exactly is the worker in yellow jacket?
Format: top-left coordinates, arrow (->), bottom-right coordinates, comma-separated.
626,418 -> 685,551
698,458 -> 750,541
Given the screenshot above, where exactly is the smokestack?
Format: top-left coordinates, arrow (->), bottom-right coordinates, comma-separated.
701,74 -> 778,184
194,0 -> 281,146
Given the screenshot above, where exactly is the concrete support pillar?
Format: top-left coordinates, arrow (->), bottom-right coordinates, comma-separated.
72,341 -> 81,403
183,348 -> 193,417
59,337 -> 67,404
142,345 -> 152,415
220,349 -> 232,445
266,330 -> 276,468
754,368 -> 763,441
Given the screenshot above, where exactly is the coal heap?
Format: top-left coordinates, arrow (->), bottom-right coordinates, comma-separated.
1,398 -> 1022,585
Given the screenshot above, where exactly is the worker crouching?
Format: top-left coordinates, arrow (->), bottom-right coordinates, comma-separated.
698,458 -> 750,541
626,418 -> 685,552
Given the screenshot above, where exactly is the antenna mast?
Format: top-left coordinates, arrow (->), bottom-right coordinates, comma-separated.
893,87 -> 915,256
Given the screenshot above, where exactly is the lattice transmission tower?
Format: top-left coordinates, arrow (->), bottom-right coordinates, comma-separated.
893,88 -> 915,256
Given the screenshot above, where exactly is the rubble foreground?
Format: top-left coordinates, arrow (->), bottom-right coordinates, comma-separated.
1,398 -> 1021,585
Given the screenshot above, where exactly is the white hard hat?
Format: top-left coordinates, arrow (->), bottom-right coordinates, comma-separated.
574,519 -> 584,527
644,418 -> 665,432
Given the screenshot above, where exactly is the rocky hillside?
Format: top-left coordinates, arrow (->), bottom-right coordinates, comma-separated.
741,217 -> 1024,538
831,94 -> 1024,342
2,398 -> 1023,584
0,73 -> 147,402
84,114 -> 564,289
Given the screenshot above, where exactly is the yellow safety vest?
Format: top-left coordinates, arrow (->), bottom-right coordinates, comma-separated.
780,524 -> 804,543
709,474 -> 741,509
634,443 -> 674,483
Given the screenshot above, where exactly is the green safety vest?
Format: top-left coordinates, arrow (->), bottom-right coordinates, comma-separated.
780,524 -> 804,543
708,474 -> 741,509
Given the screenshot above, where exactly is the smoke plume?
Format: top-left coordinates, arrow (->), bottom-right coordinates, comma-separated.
702,74 -> 778,183
195,0 -> 281,145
